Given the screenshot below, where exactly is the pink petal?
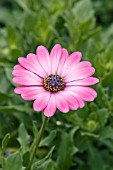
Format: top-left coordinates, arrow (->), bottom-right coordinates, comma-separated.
64,61 -> 92,80
12,68 -> 42,79
65,67 -> 95,82
12,70 -> 42,85
14,64 -> 23,70
57,48 -> 68,75
61,52 -> 82,77
21,87 -> 46,100
14,86 -> 29,94
44,94 -> 56,117
50,44 -> 62,74
14,86 -> 45,95
66,86 -> 97,101
33,91 -> 51,112
26,53 -> 38,64
36,46 -> 51,75
59,91 -> 79,110
54,92 -> 69,113
18,57 -> 47,78
64,89 -> 85,108
72,93 -> 85,108
27,53 -> 47,77
13,69 -> 41,78
66,77 -> 99,86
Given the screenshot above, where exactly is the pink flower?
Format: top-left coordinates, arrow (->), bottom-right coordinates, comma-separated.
12,44 -> 99,117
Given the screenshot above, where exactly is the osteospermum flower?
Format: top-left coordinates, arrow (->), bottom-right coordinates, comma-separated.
12,44 -> 99,117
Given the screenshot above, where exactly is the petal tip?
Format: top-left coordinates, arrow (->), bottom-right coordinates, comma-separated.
18,57 -> 23,63
95,78 -> 99,84
14,87 -> 18,94
36,45 -> 49,54
12,77 -> 16,83
44,110 -> 55,117
54,44 -> 61,47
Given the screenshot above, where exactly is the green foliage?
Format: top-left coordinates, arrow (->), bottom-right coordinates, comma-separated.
17,123 -> 30,154
0,0 -> 113,169
31,146 -> 55,170
3,152 -> 25,170
1,134 -> 10,151
39,130 -> 56,147
56,131 -> 78,170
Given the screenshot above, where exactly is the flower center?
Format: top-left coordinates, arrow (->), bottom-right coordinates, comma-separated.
44,74 -> 65,92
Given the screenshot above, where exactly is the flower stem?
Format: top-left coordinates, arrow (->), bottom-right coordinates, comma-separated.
27,116 -> 49,170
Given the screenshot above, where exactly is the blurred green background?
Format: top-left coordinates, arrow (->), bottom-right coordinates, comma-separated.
0,0 -> 113,169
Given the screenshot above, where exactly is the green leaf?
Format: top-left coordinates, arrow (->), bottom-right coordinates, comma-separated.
39,130 -> 56,147
23,151 -> 30,167
43,0 -> 66,15
96,85 -> 109,108
94,53 -> 106,75
10,49 -> 22,62
82,27 -> 101,43
35,146 -> 55,166
104,41 -> 113,63
101,140 -> 113,152
79,17 -> 96,33
102,70 -> 113,87
73,0 -> 94,24
2,133 -> 10,151
70,126 -> 79,141
0,8 -> 16,26
18,123 -> 30,154
14,0 -> 31,12
85,39 -> 100,63
24,14 -> 37,32
32,159 -> 54,170
99,126 -> 113,140
35,9 -> 52,42
32,121 -> 38,139
44,160 -> 54,170
81,131 -> 99,138
7,26 -> 22,61
56,132 -> 78,170
0,92 -> 12,104
3,152 -> 25,170
0,105 -> 33,115
0,57 -> 13,67
5,67 -> 16,86
7,26 -> 18,49
89,108 -> 109,127
87,144 -> 106,170
31,146 -> 55,170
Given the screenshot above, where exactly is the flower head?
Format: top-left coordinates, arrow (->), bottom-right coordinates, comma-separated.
12,44 -> 99,117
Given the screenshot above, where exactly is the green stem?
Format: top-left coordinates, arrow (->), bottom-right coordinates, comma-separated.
27,116 -> 49,170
